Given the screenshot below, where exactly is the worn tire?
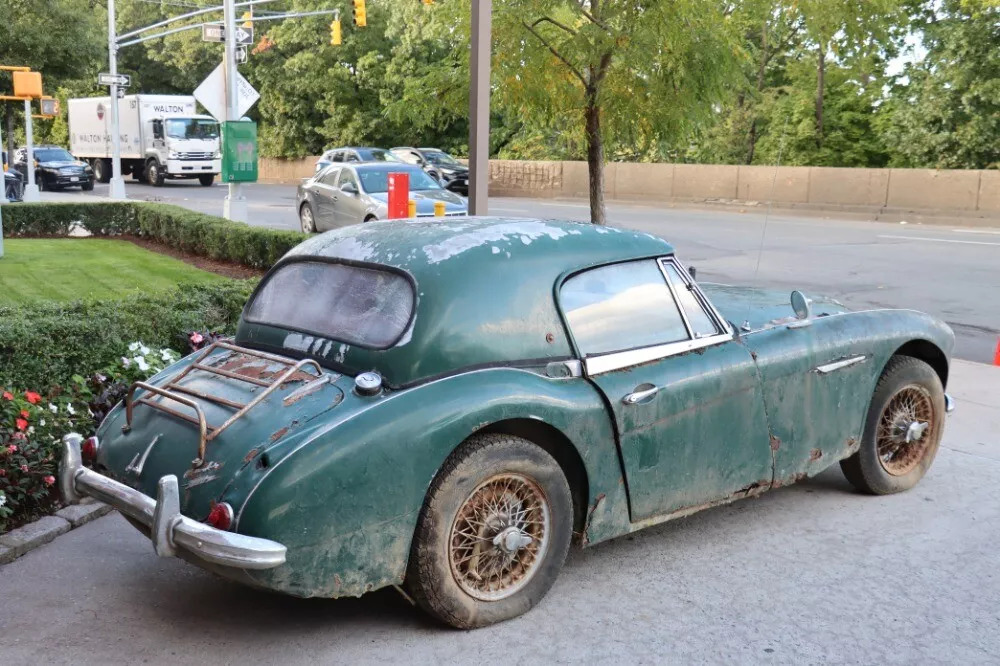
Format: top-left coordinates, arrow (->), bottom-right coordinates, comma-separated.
299,203 -> 317,233
199,174 -> 215,187
147,160 -> 164,187
841,356 -> 945,495
406,433 -> 573,629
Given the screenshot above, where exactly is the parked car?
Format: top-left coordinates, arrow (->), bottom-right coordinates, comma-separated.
314,146 -> 400,173
296,162 -> 467,233
12,145 -> 95,191
390,147 -> 469,196
3,151 -> 23,202
60,217 -> 955,628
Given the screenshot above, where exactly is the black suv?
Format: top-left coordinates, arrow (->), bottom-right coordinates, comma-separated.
390,147 -> 469,197
13,145 -> 95,191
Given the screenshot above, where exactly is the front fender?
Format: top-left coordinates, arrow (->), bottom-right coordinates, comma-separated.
233,367 -> 627,598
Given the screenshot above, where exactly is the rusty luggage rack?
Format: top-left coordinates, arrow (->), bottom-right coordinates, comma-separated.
123,341 -> 324,468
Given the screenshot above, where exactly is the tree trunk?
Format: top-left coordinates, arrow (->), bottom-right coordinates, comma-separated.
816,46 -> 825,146
584,92 -> 606,226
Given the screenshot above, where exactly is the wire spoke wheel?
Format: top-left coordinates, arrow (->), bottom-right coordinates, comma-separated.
448,473 -> 550,601
876,384 -> 935,476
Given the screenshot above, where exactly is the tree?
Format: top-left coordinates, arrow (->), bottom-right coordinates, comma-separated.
879,0 -> 1000,169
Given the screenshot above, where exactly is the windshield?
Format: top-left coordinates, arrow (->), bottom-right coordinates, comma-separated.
422,150 -> 459,166
358,149 -> 400,163
359,167 -> 441,193
34,148 -> 75,162
165,118 -> 220,140
245,261 -> 414,349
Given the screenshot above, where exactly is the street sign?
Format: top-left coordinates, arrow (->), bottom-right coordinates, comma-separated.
202,23 -> 253,45
193,62 -> 260,121
236,46 -> 248,65
222,121 -> 258,183
97,72 -> 131,87
202,23 -> 225,42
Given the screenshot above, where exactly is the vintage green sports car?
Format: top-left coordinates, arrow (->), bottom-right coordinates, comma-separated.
60,217 -> 955,628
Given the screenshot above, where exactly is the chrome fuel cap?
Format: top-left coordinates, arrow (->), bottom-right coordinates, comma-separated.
355,372 -> 383,396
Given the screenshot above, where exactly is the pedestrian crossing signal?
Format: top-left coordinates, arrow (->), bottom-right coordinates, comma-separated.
330,19 -> 342,45
241,11 -> 252,28
352,0 -> 367,27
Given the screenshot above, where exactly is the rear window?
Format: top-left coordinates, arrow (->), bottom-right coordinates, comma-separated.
245,261 -> 414,349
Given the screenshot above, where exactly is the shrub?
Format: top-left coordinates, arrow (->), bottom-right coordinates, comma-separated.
0,201 -> 305,268
0,280 -> 256,391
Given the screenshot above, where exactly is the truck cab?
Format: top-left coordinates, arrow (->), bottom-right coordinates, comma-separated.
146,114 -> 220,186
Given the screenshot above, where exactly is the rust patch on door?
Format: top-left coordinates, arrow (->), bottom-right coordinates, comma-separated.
809,448 -> 823,461
769,435 -> 781,451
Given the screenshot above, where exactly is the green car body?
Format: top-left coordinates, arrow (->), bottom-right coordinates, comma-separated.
66,217 -> 954,602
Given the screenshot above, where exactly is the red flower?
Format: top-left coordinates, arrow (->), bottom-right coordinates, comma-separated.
7,444 -> 17,453
24,391 -> 41,405
16,418 -> 28,431
190,331 -> 205,345
12,432 -> 25,441
2,391 -> 12,401
43,475 -> 55,486
0,469 -> 5,476
20,409 -> 29,419
20,464 -> 28,472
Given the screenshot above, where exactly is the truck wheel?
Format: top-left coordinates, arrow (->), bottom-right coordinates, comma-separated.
93,159 -> 111,184
147,161 -> 164,187
841,356 -> 945,495
406,433 -> 573,628
198,174 -> 214,187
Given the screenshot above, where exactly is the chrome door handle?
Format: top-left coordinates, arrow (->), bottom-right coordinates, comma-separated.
623,386 -> 659,405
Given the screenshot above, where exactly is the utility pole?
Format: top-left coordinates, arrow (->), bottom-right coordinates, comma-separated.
0,111 -> 5,258
468,0 -> 491,216
222,0 -> 248,222
107,0 -> 126,199
22,99 -> 39,202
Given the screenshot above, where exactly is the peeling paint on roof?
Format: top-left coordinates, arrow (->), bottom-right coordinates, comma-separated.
420,221 -> 572,264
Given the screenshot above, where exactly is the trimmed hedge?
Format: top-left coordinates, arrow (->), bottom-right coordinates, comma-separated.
0,280 -> 257,390
0,201 -> 305,269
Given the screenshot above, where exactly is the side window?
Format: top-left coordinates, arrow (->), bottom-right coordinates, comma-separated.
561,260 -> 689,356
331,150 -> 345,163
319,167 -> 341,186
662,262 -> 720,338
338,168 -> 358,189
152,120 -> 163,140
346,152 -> 360,162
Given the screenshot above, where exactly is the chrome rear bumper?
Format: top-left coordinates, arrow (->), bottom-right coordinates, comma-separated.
59,434 -> 286,570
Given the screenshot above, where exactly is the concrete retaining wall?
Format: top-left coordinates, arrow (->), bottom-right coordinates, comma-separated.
258,157 -> 1000,214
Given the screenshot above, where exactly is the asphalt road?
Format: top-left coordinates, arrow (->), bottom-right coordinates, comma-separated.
1,360 -> 997,664
79,180 -> 1000,364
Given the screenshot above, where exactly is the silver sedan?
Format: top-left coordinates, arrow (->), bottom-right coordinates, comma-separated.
296,163 -> 468,233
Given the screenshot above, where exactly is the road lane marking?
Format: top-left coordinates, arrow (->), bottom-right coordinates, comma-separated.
878,234 -> 1000,247
952,229 -> 1000,236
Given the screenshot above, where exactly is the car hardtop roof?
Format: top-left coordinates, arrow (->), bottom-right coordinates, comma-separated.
347,162 -> 425,172
246,217 -> 675,386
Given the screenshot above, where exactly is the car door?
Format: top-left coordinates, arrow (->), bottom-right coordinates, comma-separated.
561,257 -> 773,522
332,167 -> 366,226
312,166 -> 341,230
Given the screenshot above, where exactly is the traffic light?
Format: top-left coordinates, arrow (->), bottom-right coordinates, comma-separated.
352,0 -> 367,27
330,19 -> 342,45
241,11 -> 252,28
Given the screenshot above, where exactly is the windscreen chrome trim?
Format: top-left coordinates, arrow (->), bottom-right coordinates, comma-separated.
584,332 -> 732,377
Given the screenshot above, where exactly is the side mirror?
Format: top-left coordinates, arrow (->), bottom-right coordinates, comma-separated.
788,290 -> 812,328
340,182 -> 358,195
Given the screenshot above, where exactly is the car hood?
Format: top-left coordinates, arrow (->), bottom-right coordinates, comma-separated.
436,164 -> 468,175
39,160 -> 87,169
700,283 -> 850,330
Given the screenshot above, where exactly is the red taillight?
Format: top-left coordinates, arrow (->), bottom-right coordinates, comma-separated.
81,436 -> 100,463
206,502 -> 234,531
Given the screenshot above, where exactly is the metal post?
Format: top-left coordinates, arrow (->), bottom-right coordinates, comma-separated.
0,104 -> 5,258
468,0 -> 492,216
223,0 -> 248,222
22,99 -> 39,202
108,0 -> 126,199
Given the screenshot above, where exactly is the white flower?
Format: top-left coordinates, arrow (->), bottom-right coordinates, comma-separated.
49,403 -> 58,414
128,342 -> 141,352
160,349 -> 176,362
0,494 -> 6,508
66,404 -> 76,416
27,426 -> 34,435
121,356 -> 131,368
135,356 -> 150,372
39,419 -> 46,427
139,344 -> 151,356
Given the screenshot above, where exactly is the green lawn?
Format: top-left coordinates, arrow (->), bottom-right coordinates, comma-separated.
0,238 -> 226,305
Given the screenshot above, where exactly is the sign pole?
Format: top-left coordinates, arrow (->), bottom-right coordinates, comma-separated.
0,107 -> 5,258
222,0 -> 248,222
22,99 -> 39,202
107,0 -> 126,199
468,0 -> 491,216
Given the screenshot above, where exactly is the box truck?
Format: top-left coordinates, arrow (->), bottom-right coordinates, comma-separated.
68,94 -> 221,187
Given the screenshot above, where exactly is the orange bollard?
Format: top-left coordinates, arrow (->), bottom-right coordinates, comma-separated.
994,338 -> 1000,366
434,201 -> 446,217
408,199 -> 417,218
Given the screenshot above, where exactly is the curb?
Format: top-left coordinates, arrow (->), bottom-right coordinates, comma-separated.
0,499 -> 112,565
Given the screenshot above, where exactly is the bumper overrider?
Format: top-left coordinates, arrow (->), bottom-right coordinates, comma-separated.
59,434 -> 286,570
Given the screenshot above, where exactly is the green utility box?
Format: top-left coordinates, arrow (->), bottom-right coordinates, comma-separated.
222,120 -> 258,183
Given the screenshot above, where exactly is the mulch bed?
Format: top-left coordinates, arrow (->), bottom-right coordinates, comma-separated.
121,235 -> 265,280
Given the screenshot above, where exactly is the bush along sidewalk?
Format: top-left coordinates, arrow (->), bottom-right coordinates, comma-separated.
0,201 -> 305,269
0,343 -> 183,536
